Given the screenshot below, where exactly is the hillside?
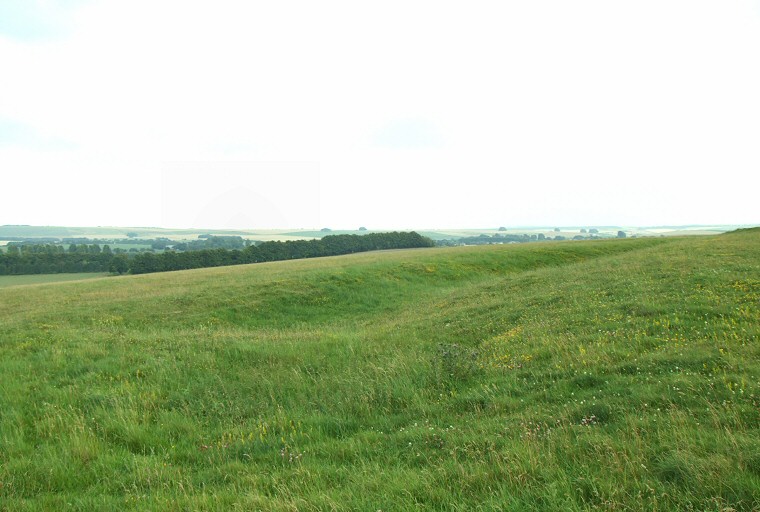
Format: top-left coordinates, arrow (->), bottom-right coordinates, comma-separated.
0,234 -> 758,510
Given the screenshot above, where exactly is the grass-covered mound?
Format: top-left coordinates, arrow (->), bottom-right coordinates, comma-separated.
0,234 -> 758,510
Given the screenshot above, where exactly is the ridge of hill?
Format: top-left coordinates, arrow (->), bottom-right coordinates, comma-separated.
0,235 -> 758,510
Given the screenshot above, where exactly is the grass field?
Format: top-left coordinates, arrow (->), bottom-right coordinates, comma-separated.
0,232 -> 758,510
0,273 -> 109,288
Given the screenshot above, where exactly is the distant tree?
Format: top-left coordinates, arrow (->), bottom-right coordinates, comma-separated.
126,232 -> 138,238
151,239 -> 172,250
498,227 -> 507,231
359,227 -> 368,231
121,231 -> 433,275
554,228 -> 560,232
537,233 -> 546,240
580,228 -> 587,233
617,230 -> 627,238
320,228 -> 332,232
109,254 -> 129,274
589,228 -> 599,234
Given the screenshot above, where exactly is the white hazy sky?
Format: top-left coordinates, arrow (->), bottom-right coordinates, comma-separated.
1,0 -> 759,230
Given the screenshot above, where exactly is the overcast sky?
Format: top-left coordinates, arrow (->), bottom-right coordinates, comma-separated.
1,1 -> 759,230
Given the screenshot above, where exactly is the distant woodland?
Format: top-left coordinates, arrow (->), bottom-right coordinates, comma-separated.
0,232 -> 434,276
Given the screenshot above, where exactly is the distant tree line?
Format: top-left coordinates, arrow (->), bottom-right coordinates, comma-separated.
437,232 -> 604,246
128,232 -> 434,274
439,233 -> 545,246
1,237 -> 149,246
0,243 -> 114,275
150,235 -> 249,251
0,232 -> 434,276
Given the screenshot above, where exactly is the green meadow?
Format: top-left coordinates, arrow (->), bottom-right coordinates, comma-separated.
0,231 -> 758,510
0,273 -> 109,289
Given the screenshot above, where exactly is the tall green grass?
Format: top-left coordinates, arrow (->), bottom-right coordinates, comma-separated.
0,234 -> 758,510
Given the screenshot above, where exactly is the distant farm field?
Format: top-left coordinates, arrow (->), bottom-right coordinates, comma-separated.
0,232 -> 758,510
0,272 -> 109,288
0,223 -> 747,244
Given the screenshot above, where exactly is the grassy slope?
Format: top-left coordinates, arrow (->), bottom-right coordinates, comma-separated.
0,273 -> 109,289
0,234 -> 758,510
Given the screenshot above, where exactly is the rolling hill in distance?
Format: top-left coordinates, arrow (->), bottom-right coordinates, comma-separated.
0,224 -> 745,243
0,229 -> 758,510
